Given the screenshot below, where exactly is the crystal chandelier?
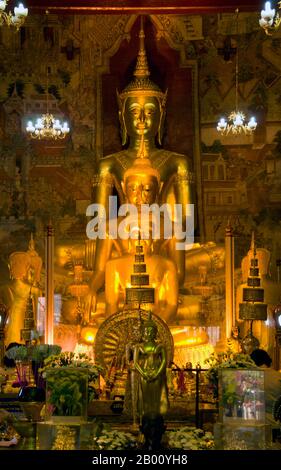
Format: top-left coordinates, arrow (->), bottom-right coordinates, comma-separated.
259,1 -> 281,35
0,1 -> 28,29
26,70 -> 70,140
217,9 -> 257,137
26,113 -> 70,140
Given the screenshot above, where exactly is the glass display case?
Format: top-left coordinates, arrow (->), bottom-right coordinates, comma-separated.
219,369 -> 265,423
45,367 -> 88,422
36,422 -> 94,450
214,369 -> 271,450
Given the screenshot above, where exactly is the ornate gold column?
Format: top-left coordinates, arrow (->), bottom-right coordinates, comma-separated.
45,223 -> 54,344
225,222 -> 235,340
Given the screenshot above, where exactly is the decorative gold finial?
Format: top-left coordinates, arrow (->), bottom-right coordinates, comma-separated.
134,16 -> 150,79
225,218 -> 233,236
251,231 -> 256,258
118,16 -> 166,101
28,232 -> 35,251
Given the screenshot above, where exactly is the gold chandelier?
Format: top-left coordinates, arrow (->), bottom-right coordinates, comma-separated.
259,1 -> 281,35
0,1 -> 28,29
217,9 -> 257,137
26,69 -> 70,140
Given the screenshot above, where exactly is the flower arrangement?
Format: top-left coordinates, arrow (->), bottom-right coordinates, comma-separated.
204,350 -> 257,398
5,345 -> 29,362
89,423 -> 213,450
167,427 -> 214,450
41,351 -> 102,384
31,344 -> 62,364
92,428 -> 138,450
5,344 -> 62,363
31,344 -> 62,388
5,345 -> 32,388
5,344 -> 61,388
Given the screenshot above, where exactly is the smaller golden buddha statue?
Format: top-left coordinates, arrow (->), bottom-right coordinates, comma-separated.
133,312 -> 168,418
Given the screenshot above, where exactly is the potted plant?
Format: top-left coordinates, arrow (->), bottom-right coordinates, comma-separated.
40,352 -> 102,421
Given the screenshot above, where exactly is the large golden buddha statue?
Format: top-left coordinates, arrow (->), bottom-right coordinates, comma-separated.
92,19 -> 194,289
87,148 -> 179,323
83,19 -> 226,340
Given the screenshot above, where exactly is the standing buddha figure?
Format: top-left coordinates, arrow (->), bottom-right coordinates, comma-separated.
92,18 -> 195,289
1,235 -> 42,346
134,311 -> 169,418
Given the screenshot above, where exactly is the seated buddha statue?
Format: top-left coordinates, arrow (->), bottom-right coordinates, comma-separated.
92,19 -> 195,290
85,20 -> 227,327
87,149 -> 179,324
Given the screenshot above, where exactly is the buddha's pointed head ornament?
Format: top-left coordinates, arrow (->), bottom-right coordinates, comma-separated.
142,311 -> 158,339
117,16 -> 167,146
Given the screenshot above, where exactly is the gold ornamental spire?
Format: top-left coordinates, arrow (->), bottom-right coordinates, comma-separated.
28,232 -> 35,251
134,16 -> 150,79
118,16 -> 166,101
250,231 -> 256,258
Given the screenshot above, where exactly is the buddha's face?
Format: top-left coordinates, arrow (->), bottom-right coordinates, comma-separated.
125,175 -> 159,206
123,95 -> 161,139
